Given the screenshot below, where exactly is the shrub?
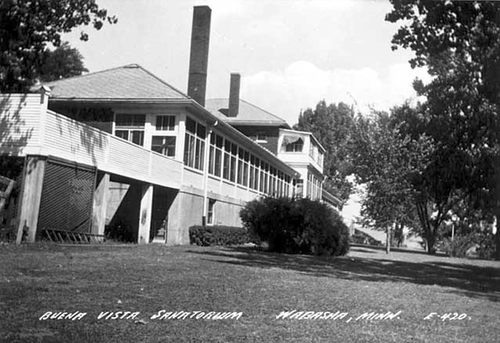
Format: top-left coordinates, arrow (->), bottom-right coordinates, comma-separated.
437,231 -> 496,259
189,225 -> 251,246
239,196 -> 350,256
438,235 -> 476,257
239,196 -> 302,253
476,231 -> 496,260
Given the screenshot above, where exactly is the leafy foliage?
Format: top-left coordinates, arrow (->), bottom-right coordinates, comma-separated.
350,109 -> 438,252
437,234 -> 477,258
189,226 -> 252,247
239,196 -> 301,252
0,0 -> 117,92
294,101 -> 355,204
39,42 -> 89,82
386,0 -> 500,258
239,196 -> 350,256
437,230 -> 496,260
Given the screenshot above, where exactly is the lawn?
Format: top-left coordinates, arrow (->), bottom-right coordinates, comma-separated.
0,243 -> 499,343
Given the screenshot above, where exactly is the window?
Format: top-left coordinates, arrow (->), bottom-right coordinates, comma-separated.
115,130 -> 144,145
237,148 -> 249,187
269,167 -> 277,196
249,155 -> 259,190
284,175 -> 291,197
243,151 -> 249,186
230,143 -> 237,182
281,135 -> 304,152
285,138 -> 303,152
156,115 -> 176,131
152,136 -> 176,157
255,133 -> 267,142
259,161 -> 269,194
277,171 -> 283,196
307,173 -> 322,200
184,117 -> 206,170
295,179 -> 304,197
115,114 -> 145,146
207,199 -> 216,225
116,114 -> 145,127
309,143 -> 316,159
209,134 -> 223,177
223,140 -> 231,180
222,139 -> 238,182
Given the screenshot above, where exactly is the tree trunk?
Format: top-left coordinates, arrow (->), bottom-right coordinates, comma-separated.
386,224 -> 391,254
495,208 -> 500,260
495,229 -> 500,261
426,232 -> 437,255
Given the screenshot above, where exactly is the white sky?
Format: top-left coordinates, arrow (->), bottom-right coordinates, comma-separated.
62,0 -> 430,126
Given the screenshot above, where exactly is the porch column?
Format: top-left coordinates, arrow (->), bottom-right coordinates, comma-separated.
138,183 -> 153,244
91,172 -> 110,236
16,156 -> 46,244
167,191 -> 200,246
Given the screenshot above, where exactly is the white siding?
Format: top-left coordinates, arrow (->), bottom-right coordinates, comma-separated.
0,95 -> 183,190
0,94 -> 43,150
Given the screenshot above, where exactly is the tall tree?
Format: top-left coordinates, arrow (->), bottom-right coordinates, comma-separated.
350,109 -> 435,253
0,0 -> 117,92
387,0 -> 500,258
294,101 -> 355,205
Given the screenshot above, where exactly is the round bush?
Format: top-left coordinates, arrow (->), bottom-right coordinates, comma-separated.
240,196 -> 350,256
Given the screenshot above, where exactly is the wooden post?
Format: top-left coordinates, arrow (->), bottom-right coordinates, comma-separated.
91,172 -> 110,236
137,183 -> 153,244
16,156 -> 46,244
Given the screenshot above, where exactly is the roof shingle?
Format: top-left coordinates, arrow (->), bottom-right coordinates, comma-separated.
41,64 -> 189,100
205,98 -> 290,128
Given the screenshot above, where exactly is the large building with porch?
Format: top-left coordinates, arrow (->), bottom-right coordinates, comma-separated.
0,6 -> 334,245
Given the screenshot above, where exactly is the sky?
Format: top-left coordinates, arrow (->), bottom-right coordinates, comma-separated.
63,0 -> 431,128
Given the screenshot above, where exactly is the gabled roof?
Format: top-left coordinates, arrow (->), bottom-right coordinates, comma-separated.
39,64 -> 189,101
205,98 -> 290,128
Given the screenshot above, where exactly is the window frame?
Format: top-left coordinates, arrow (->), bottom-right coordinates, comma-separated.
184,116 -> 206,170
151,135 -> 176,157
114,114 -> 146,146
155,115 -> 176,131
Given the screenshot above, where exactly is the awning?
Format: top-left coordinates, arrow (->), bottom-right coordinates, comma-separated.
282,135 -> 303,144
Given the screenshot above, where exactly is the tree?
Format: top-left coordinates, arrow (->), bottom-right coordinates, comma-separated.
0,0 -> 117,92
386,0 -> 500,258
39,42 -> 89,82
294,101 -> 355,205
350,109 -> 435,253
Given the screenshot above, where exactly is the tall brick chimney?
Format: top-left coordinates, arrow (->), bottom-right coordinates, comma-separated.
228,73 -> 240,117
187,6 -> 211,107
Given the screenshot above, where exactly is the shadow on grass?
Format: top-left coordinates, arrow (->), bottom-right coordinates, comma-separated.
188,245 -> 500,302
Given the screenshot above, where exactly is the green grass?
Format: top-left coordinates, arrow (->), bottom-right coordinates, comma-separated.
0,243 -> 499,343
